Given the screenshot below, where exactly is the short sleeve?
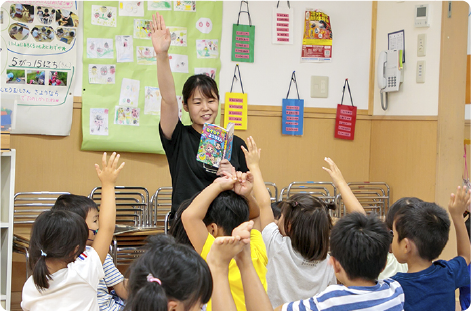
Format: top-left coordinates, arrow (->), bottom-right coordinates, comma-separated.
159,120 -> 184,158
103,254 -> 124,287
200,233 -> 215,260
262,222 -> 282,254
448,256 -> 470,288
282,298 -> 319,311
69,247 -> 105,289
250,229 -> 268,266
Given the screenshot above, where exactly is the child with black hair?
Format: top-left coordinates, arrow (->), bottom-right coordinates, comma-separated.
243,137 -> 368,307
124,234 -> 212,311
150,12 -> 248,216
22,152 -> 125,311
206,213 -> 405,311
390,186 -> 471,311
52,194 -> 128,311
270,201 -> 282,222
182,167 -> 267,311
376,197 -> 422,280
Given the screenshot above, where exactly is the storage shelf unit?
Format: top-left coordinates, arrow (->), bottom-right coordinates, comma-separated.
1,150 -> 16,310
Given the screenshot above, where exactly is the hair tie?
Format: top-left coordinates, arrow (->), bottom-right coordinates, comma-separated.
147,273 -> 161,285
40,250 -> 47,257
293,201 -> 298,207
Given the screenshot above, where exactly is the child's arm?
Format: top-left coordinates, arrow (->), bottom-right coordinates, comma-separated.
242,136 -> 274,230
113,279 -> 128,300
93,152 -> 125,264
234,171 -> 261,231
182,171 -> 237,254
322,157 -> 365,215
448,186 -> 471,265
150,13 -> 178,139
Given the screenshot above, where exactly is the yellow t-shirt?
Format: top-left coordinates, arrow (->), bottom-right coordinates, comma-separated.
201,229 -> 268,311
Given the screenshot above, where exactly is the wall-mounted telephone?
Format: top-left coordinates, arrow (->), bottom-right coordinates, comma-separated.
377,50 -> 403,110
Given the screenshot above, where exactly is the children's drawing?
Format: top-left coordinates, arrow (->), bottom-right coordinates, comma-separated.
36,6 -> 54,25
6,69 -> 25,84
196,18 -> 212,34
174,1 -> 196,12
116,35 -> 133,62
89,64 -> 116,84
168,27 -> 187,46
56,9 -> 79,27
55,27 -> 76,45
196,39 -> 218,58
90,108 -> 109,135
10,4 -> 34,23
148,1 -> 172,11
194,68 -> 216,80
87,38 -> 114,58
31,26 -> 54,42
49,71 -> 68,86
119,1 -> 144,17
119,78 -> 140,107
114,106 -> 140,126
26,70 -> 45,85
8,23 -> 29,41
144,86 -> 161,115
168,54 -> 188,73
137,46 -> 156,65
91,5 -> 117,27
176,95 -> 183,119
134,19 -> 151,39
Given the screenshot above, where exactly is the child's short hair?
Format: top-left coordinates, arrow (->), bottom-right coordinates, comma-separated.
29,210 -> 88,290
182,74 -> 219,105
330,213 -> 390,281
271,201 -> 282,220
394,202 -> 450,261
385,197 -> 424,230
280,194 -> 335,261
170,195 -> 198,247
52,194 -> 98,220
124,234 -> 212,311
203,190 -> 249,236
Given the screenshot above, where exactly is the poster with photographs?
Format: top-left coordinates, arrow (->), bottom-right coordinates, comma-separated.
1,1 -> 79,135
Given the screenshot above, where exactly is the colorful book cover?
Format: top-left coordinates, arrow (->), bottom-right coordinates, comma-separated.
196,123 -> 235,168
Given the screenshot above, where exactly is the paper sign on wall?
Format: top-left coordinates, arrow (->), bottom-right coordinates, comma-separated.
301,10 -> 332,62
334,79 -> 357,140
224,93 -> 247,130
281,72 -> 303,135
231,2 -> 255,63
272,3 -> 293,44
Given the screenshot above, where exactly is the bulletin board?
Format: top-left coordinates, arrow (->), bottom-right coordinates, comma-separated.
1,1 -> 78,136
81,1 -> 223,154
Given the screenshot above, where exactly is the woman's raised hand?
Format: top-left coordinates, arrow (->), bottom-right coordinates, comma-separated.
150,12 -> 171,55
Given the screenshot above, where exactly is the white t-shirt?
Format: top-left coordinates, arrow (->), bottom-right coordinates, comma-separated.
378,252 -> 408,280
262,222 -> 337,308
21,247 -> 104,311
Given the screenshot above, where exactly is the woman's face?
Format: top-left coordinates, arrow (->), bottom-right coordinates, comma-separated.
184,87 -> 219,131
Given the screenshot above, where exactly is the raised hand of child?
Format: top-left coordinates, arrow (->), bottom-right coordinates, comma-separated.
322,157 -> 347,188
449,186 -> 471,217
232,220 -> 253,244
234,171 -> 254,198
241,136 -> 261,170
213,167 -> 237,192
217,159 -> 234,177
95,152 -> 125,187
150,13 -> 171,55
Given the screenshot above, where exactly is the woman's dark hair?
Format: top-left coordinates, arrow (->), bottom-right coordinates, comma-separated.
280,194 -> 335,261
124,235 -> 212,311
51,194 -> 98,220
29,210 -> 88,290
182,74 -> 219,105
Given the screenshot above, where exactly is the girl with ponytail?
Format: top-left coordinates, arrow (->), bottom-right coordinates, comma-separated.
124,234 -> 212,311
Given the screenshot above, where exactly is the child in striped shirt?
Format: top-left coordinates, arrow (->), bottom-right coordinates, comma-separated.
52,194 -> 128,310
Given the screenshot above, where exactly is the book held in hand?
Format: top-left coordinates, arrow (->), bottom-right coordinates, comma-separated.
196,123 -> 235,168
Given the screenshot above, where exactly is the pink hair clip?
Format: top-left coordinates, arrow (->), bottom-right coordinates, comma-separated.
146,273 -> 162,285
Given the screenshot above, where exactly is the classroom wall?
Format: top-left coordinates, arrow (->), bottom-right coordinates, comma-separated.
373,1 -> 443,116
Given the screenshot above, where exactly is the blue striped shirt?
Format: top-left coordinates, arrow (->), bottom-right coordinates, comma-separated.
282,279 -> 404,311
96,252 -> 125,311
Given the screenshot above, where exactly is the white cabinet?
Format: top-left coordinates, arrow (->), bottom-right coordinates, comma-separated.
1,150 -> 15,310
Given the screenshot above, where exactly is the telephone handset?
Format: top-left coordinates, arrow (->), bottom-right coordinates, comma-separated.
377,50 -> 403,110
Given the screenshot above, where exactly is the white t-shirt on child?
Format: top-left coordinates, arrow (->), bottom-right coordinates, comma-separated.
262,222 -> 337,308
21,247 -> 104,311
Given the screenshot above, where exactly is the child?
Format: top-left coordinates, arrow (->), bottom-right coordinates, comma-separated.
242,137 -> 365,307
150,12 -> 248,215
21,152 -> 125,311
390,186 -> 471,310
208,213 -> 404,311
181,168 -> 267,311
123,234 -> 212,311
51,194 -> 128,311
270,201 -> 282,222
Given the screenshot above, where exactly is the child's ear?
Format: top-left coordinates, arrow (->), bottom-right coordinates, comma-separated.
167,300 -> 179,311
206,223 -> 217,236
402,237 -> 414,254
183,103 -> 189,112
329,256 -> 342,274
